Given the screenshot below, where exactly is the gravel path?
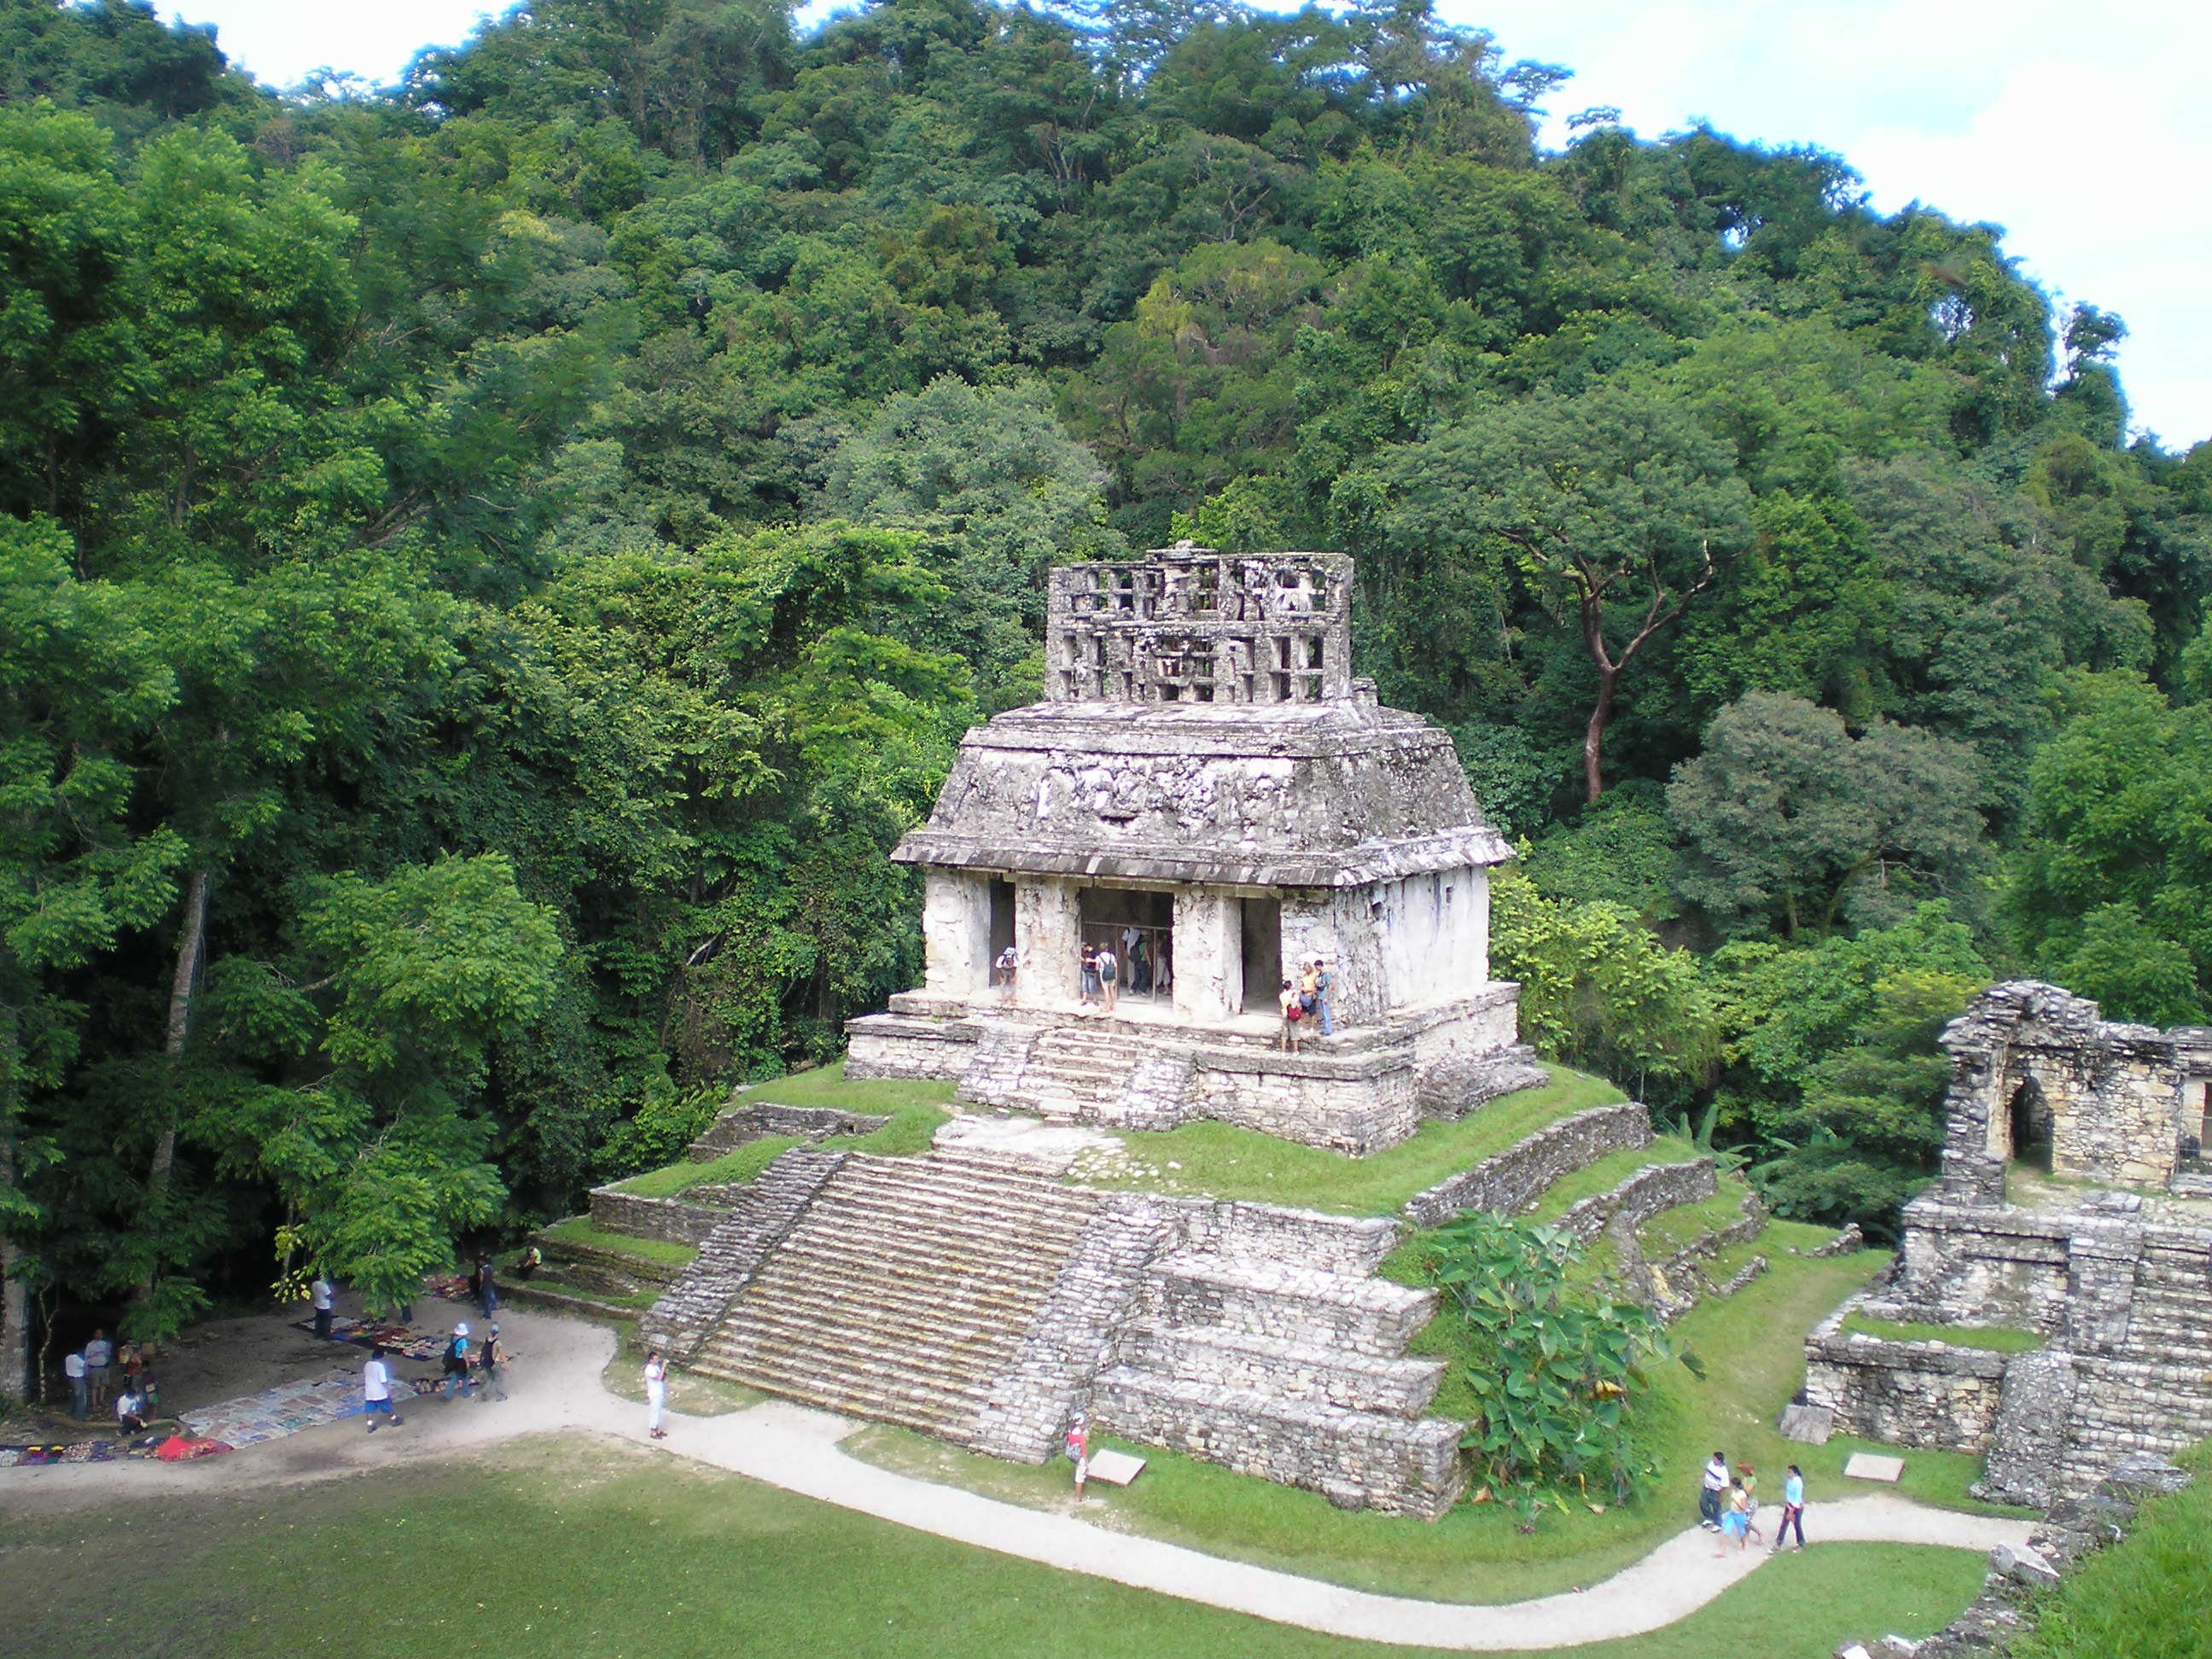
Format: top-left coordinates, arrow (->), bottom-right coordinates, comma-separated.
0,1297 -> 2040,1649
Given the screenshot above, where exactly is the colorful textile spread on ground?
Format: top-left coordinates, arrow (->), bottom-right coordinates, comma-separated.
291,1316 -> 445,1362
178,1366 -> 431,1451
0,1440 -> 121,1469
424,1273 -> 473,1301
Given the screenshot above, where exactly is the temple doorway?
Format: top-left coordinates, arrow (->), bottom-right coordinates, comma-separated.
2008,1077 -> 2052,1173
1239,896 -> 1281,1015
1079,887 -> 1173,1000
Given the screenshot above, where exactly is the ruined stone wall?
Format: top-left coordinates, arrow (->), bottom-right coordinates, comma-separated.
1802,1295 -> 2013,1451
1180,1050 -> 1421,1154
1401,1103 -> 1652,1227
921,869 -> 992,997
1157,1196 -> 1400,1276
843,1013 -> 978,1081
1554,1158 -> 1717,1246
587,1185 -> 728,1247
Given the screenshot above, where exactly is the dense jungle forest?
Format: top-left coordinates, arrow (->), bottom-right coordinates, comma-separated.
2,0 -> 2208,1339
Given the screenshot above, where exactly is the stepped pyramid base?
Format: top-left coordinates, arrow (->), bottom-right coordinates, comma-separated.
848,985 -> 1528,1155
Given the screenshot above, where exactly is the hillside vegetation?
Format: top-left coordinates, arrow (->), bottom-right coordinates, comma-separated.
2,0 -> 2207,1329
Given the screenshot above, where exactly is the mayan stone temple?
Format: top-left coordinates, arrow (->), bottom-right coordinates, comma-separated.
1800,981 -> 2212,1503
844,544 -> 1539,1149
636,546 -> 1549,1518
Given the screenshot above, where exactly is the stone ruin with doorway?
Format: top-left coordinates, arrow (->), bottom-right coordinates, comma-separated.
1801,980 -> 2212,1503
631,545 -> 1562,1522
842,544 -> 1542,1150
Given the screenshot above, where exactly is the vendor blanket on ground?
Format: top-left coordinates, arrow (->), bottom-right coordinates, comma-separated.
291,1315 -> 445,1362
180,1366 -> 431,1450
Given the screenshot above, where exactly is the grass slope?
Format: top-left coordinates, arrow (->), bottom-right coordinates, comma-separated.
0,1437 -> 1989,1659
537,1218 -> 699,1268
2007,1443 -> 2212,1659
614,1062 -> 955,1197
1840,1313 -> 2045,1353
1071,1066 -> 1627,1215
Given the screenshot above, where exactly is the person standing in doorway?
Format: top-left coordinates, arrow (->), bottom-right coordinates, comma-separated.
1278,978 -> 1305,1052
82,1328 -> 114,1411
1080,943 -> 1100,1006
311,1272 -> 336,1340
362,1344 -> 404,1432
64,1347 -> 87,1420
644,1349 -> 669,1439
1096,944 -> 1119,1013
1774,1464 -> 1807,1552
995,943 -> 1019,1004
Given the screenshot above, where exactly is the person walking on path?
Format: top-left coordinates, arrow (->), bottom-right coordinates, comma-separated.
1714,1479 -> 1755,1556
1278,978 -> 1305,1052
311,1273 -> 336,1340
362,1345 -> 405,1432
64,1347 -> 88,1420
644,1349 -> 669,1439
441,1323 -> 474,1400
1773,1464 -> 1807,1552
83,1329 -> 114,1411
1096,945 -> 1119,1013
1699,1451 -> 1728,1530
1736,1464 -> 1763,1545
477,1254 -> 500,1321
477,1324 -> 509,1402
1065,1413 -> 1090,1503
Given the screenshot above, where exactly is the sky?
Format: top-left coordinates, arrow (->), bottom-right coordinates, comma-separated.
164,0 -> 2210,450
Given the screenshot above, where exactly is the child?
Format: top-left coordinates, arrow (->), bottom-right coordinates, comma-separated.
1715,1480 -> 1754,1555
1736,1464 -> 1763,1545
1065,1413 -> 1090,1502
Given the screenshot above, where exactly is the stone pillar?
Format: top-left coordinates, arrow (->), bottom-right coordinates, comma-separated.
1173,888 -> 1239,1025
921,869 -> 992,998
1017,878 -> 1083,1007
2063,1229 -> 2142,1354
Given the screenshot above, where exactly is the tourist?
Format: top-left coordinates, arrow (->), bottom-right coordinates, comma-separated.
1096,944 -> 1119,1012
1312,957 -> 1335,1036
478,1323 -> 509,1402
1714,1479 -> 1754,1555
362,1344 -> 404,1432
83,1327 -> 114,1410
1736,1464 -> 1763,1545
515,1243 -> 543,1281
1065,1412 -> 1090,1502
644,1349 -> 669,1439
114,1384 -> 148,1435
1299,958 -> 1321,1025
1699,1450 -> 1728,1530
477,1254 -> 500,1320
1278,978 -> 1305,1052
311,1272 -> 336,1340
1130,934 -> 1150,995
64,1346 -> 88,1420
1080,943 -> 1099,1005
441,1322 -> 474,1400
1773,1464 -> 1807,1552
995,943 -> 1020,1004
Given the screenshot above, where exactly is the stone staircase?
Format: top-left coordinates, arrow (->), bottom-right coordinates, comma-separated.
1089,1202 -> 1465,1518
684,1152 -> 1103,1441
956,1021 -> 1148,1121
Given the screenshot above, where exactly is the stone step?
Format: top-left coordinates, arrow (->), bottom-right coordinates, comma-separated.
689,1351 -> 989,1435
808,1167 -> 1091,1226
739,1252 -> 1055,1327
710,1279 -> 1033,1348
1144,1251 -> 1435,1353
1089,1365 -> 1464,1520
833,1153 -> 1077,1207
703,1310 -> 1021,1382
1114,1319 -> 1444,1417
767,1197 -> 1091,1264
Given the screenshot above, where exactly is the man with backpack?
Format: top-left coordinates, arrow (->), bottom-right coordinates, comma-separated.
1095,944 -> 1119,1013
440,1322 -> 474,1400
476,1323 -> 509,1403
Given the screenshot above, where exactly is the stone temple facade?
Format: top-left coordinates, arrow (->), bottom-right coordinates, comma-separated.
844,544 -> 1540,1153
1802,981 -> 2212,1503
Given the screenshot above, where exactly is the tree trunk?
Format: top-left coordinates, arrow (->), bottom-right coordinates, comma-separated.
1581,664 -> 1618,805
0,1121 -> 28,1400
140,867 -> 210,1307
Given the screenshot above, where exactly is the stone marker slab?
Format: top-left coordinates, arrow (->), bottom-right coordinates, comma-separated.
1843,1452 -> 1905,1482
1778,1403 -> 1836,1445
1086,1448 -> 1147,1487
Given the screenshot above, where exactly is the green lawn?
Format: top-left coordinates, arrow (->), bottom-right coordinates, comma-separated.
1639,1186 -> 1755,1256
851,1231 -> 2012,1604
614,1062 -> 956,1197
1841,1313 -> 2045,1353
1523,1136 -> 1703,1225
1070,1066 -> 1628,1215
0,1436 -> 1988,1659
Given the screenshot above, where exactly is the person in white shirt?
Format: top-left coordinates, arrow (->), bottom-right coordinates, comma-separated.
115,1387 -> 148,1434
82,1329 -> 114,1409
1700,1451 -> 1729,1531
644,1349 -> 669,1440
311,1274 -> 336,1340
994,945 -> 1019,1004
64,1348 -> 88,1419
362,1345 -> 404,1432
